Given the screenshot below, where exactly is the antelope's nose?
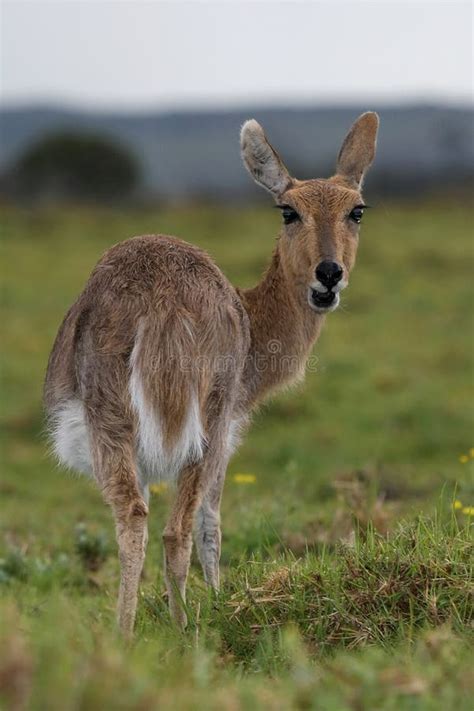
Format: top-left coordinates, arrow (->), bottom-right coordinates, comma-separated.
316,260 -> 343,289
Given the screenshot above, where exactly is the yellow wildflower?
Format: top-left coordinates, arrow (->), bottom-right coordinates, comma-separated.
233,473 -> 256,484
470,448 -> 474,458
462,506 -> 474,516
150,482 -> 169,496
459,454 -> 469,464
453,500 -> 463,510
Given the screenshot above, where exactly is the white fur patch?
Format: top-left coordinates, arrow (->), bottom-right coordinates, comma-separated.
129,336 -> 206,483
332,278 -> 348,293
50,382 -> 206,486
50,386 -> 206,483
50,399 -> 93,474
309,279 -> 328,294
225,418 -> 244,457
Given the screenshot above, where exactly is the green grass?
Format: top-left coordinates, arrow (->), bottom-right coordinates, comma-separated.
1,200 -> 473,709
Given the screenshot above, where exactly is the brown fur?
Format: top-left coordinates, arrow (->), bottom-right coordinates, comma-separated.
44,113 -> 378,636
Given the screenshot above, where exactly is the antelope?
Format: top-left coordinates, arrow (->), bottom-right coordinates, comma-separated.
44,112 -> 379,637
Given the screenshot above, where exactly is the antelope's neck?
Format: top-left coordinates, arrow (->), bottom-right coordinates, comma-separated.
238,247 -> 324,406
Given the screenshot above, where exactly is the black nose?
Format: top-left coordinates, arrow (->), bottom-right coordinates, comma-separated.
315,260 -> 343,288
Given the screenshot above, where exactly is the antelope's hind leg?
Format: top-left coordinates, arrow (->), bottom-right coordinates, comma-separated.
194,464 -> 226,590
163,439 -> 230,626
162,461 -> 206,629
94,441 -> 148,639
194,420 -> 240,590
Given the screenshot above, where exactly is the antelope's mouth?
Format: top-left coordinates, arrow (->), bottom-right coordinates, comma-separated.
308,288 -> 340,313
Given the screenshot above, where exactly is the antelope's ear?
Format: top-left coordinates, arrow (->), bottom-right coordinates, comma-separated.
336,112 -> 379,187
240,120 -> 293,197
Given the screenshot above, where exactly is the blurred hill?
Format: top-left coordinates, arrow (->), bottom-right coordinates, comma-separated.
1,104 -> 472,200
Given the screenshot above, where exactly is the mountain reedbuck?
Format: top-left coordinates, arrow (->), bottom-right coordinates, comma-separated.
44,112 -> 379,637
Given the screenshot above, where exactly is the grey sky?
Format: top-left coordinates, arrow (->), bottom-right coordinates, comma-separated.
1,0 -> 472,109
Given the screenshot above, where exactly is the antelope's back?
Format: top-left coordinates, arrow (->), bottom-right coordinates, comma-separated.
44,234 -> 249,479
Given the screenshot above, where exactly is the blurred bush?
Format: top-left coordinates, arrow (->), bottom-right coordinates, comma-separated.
4,131 -> 139,204
74,523 -> 109,572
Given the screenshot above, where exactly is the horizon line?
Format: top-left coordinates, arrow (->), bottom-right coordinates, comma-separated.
2,96 -> 473,117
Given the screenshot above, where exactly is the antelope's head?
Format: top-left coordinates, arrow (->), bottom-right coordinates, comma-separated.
240,113 -> 379,313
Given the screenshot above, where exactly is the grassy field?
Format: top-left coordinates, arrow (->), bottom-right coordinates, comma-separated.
1,200 -> 473,709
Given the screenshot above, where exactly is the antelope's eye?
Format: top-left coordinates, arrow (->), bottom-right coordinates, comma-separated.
278,205 -> 300,225
349,206 -> 364,224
